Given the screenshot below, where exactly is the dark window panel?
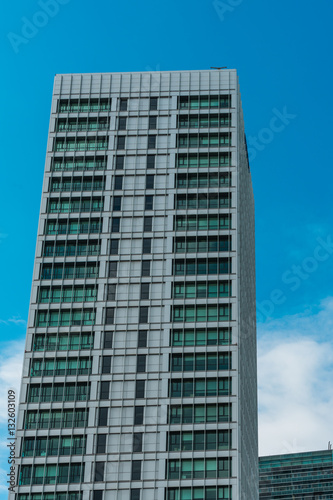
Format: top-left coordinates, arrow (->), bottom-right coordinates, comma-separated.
114,176 -> 123,190
105,308 -> 114,325
140,284 -> 149,300
143,216 -> 152,232
149,116 -> 157,129
141,261 -> 151,276
150,97 -> 158,110
134,406 -> 144,425
131,460 -> 142,480
113,196 -> 121,211
139,307 -> 148,324
138,330 -> 147,348
142,238 -> 151,254
117,137 -> 125,150
145,195 -> 153,210
107,284 -> 116,301
94,462 -> 105,482
133,433 -> 143,452
104,332 -> 113,349
98,407 -> 108,426
115,156 -> 124,170
118,117 -> 127,130
130,489 -> 140,500
96,434 -> 107,453
102,356 -> 111,374
110,239 -> 119,255
148,136 -> 156,149
135,380 -> 145,398
145,175 -> 154,189
111,217 -> 120,232
109,261 -> 118,277
119,98 -> 128,111
147,155 -> 155,169
136,355 -> 146,373
100,382 -> 110,400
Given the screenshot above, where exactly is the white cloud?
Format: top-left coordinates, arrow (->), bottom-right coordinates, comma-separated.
258,298 -> 333,456
0,340 -> 25,493
0,340 -> 25,422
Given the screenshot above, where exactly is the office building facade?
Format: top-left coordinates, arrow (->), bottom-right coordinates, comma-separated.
12,70 -> 258,500
259,449 -> 333,498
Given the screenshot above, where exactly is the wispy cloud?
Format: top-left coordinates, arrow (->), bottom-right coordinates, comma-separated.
258,298 -> 333,456
0,317 -> 26,327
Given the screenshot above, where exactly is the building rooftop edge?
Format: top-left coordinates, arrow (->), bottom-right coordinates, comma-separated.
54,69 -> 237,77
260,449 -> 333,461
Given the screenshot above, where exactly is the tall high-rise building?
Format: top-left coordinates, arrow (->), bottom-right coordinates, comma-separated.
13,70 -> 258,500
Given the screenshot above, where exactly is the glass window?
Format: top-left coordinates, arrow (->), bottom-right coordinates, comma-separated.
118,117 -> 127,130
109,261 -> 118,277
139,306 -> 148,323
110,239 -> 119,255
143,216 -> 152,232
131,460 -> 141,481
114,176 -> 123,190
102,356 -> 111,374
134,406 -> 144,425
115,156 -> 124,170
141,260 -> 151,276
136,354 -> 146,373
104,332 -> 113,349
135,380 -> 145,398
147,155 -> 155,169
100,381 -> 110,400
96,434 -> 106,453
130,490 -> 140,500
140,283 -> 149,300
150,97 -> 158,110
142,238 -> 151,254
113,196 -> 121,211
98,408 -> 108,426
148,135 -> 156,149
145,195 -> 153,210
119,98 -> 127,111
111,217 -> 120,232
94,462 -> 105,482
117,136 -> 125,150
133,432 -> 143,452
105,308 -> 114,325
107,284 -> 116,301
146,175 -> 154,189
149,116 -> 157,129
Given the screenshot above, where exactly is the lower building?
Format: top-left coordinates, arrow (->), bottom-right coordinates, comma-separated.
259,449 -> 333,499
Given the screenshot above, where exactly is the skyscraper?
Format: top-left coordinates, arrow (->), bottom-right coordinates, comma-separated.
13,70 -> 258,500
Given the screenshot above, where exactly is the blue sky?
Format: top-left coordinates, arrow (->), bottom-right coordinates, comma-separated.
1,0 -> 333,494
